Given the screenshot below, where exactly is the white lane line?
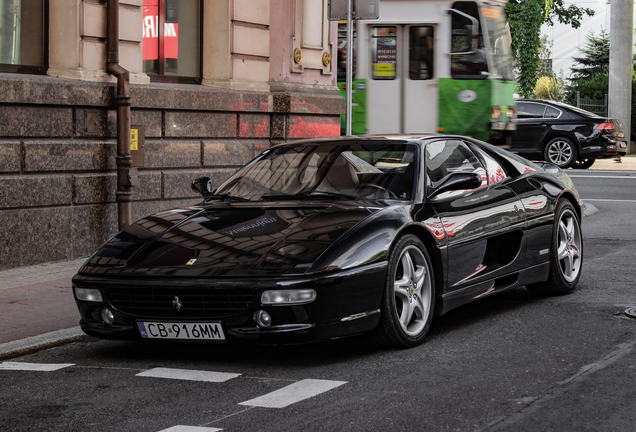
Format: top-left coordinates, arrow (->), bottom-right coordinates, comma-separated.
0,361 -> 75,371
568,175 -> 636,179
583,199 -> 636,203
137,367 -> 240,383
157,426 -> 223,432
239,379 -> 347,408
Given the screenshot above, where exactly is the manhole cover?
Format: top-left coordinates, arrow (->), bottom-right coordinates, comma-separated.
625,307 -> 636,319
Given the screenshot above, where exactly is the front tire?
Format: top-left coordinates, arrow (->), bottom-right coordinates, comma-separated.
544,137 -> 578,168
527,200 -> 583,295
374,235 -> 435,347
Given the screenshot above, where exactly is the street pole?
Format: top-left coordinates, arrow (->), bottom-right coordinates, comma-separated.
608,0 -> 633,154
346,0 -> 353,136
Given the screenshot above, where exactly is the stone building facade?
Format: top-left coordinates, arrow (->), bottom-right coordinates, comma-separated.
0,0 -> 344,270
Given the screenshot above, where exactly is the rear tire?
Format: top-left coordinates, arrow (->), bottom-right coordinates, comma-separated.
374,235 -> 435,348
544,137 -> 578,168
527,200 -> 583,295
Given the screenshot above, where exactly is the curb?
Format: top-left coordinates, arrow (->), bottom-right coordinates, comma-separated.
0,327 -> 89,361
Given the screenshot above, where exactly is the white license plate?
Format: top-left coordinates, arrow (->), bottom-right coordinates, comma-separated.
137,322 -> 225,341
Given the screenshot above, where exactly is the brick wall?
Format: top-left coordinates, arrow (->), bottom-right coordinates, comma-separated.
0,74 -> 343,270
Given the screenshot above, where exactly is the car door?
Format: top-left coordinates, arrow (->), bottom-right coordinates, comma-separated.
425,139 -> 526,294
512,101 -> 554,156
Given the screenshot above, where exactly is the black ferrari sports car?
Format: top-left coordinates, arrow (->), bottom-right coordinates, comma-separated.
73,135 -> 583,347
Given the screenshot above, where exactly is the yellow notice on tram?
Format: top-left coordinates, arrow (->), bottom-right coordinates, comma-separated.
373,63 -> 396,78
482,7 -> 501,19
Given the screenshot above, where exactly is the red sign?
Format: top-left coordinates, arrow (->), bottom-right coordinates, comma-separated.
143,0 -> 179,60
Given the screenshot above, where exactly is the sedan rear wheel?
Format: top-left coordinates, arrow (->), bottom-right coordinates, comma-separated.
527,200 -> 583,295
544,137 -> 577,168
374,235 -> 435,347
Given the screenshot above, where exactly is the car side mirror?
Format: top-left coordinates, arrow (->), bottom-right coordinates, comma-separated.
428,172 -> 482,198
191,177 -> 215,197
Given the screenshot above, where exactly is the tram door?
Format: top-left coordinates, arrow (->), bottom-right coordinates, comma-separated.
367,25 -> 437,134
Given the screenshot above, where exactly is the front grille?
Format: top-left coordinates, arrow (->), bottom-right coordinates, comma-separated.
106,287 -> 253,318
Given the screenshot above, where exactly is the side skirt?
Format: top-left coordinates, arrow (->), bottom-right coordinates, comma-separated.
435,262 -> 551,316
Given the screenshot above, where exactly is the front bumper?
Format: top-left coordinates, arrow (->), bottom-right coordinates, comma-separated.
73,262 -> 387,344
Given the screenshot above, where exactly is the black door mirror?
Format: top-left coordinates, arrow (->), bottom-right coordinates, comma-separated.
428,172 -> 482,198
191,177 -> 215,197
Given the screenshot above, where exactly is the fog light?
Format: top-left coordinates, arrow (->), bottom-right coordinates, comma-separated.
261,289 -> 316,305
254,310 -> 272,327
100,308 -> 115,325
74,287 -> 103,302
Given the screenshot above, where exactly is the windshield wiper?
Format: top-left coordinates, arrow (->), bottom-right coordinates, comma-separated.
204,193 -> 250,202
261,190 -> 358,201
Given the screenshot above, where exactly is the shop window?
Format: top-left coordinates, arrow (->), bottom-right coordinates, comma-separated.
143,0 -> 201,83
0,0 -> 46,74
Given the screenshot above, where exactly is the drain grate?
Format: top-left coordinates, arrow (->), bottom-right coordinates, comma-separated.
625,307 -> 636,319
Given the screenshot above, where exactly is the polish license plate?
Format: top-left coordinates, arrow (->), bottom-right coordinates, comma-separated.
137,321 -> 225,341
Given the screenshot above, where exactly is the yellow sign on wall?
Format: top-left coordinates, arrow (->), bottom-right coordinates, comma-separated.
130,128 -> 139,151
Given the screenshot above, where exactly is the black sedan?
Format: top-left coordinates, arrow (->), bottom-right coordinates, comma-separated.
73,135 -> 583,348
511,99 -> 628,169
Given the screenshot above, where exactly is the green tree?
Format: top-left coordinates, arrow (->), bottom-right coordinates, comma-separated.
570,29 -> 610,80
506,0 -> 594,98
565,31 -> 610,104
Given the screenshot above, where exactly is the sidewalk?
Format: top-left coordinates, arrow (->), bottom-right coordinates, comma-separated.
0,258 -> 88,359
1,154 -> 635,360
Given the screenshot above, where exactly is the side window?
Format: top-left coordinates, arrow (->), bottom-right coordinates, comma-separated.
426,140 -> 487,198
472,146 -> 508,184
0,0 -> 46,74
517,103 -> 546,119
545,106 -> 561,119
371,26 -> 397,80
409,26 -> 434,80
143,0 -> 202,83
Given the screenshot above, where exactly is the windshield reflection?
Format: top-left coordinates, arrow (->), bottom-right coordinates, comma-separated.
215,143 -> 417,202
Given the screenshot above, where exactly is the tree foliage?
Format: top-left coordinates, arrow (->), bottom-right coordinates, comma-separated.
570,30 -> 610,80
565,31 -> 610,103
506,0 -> 594,98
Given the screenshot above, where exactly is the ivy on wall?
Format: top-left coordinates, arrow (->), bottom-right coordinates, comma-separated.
506,0 -> 594,98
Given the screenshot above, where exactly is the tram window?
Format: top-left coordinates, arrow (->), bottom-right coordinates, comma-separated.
409,27 -> 434,80
450,1 -> 488,79
371,27 -> 397,80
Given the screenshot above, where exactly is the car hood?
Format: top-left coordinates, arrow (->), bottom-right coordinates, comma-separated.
77,201 -> 380,277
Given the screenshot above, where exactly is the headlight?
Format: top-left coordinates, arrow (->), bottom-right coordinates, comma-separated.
261,289 -> 317,305
74,287 -> 103,302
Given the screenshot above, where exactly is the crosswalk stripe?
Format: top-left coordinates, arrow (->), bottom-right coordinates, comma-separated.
157,426 -> 222,432
0,361 -> 74,371
137,367 -> 240,382
239,379 -> 347,408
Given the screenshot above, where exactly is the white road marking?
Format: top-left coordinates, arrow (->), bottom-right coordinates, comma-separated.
583,199 -> 636,203
157,426 -> 223,432
239,378 -> 347,408
568,175 -> 636,179
0,361 -> 74,371
137,367 -> 240,382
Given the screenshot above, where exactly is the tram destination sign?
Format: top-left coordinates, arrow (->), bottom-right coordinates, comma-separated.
328,0 -> 379,20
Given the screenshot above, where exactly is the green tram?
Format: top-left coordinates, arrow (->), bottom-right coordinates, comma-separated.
337,0 -> 516,144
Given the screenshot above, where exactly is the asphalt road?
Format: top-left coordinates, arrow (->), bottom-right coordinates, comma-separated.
1,170 -> 636,432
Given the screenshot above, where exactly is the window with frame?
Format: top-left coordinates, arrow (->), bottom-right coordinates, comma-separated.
426,140 -> 487,198
142,0 -> 201,83
371,26 -> 397,80
0,0 -> 46,74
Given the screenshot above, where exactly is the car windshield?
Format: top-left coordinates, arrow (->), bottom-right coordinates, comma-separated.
214,142 -> 417,201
